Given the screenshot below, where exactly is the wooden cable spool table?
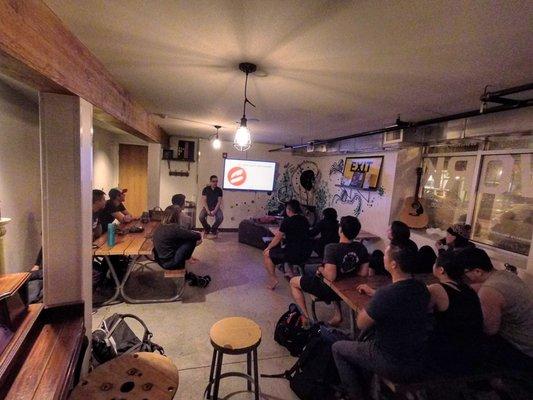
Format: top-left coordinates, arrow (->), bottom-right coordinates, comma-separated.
70,352 -> 179,400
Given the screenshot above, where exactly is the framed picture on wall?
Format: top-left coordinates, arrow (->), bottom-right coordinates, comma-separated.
341,156 -> 383,190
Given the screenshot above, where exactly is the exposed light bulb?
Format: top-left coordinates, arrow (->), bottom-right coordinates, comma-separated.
234,125 -> 251,151
212,137 -> 221,149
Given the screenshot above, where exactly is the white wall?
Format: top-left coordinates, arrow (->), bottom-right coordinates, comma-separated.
0,81 -> 41,273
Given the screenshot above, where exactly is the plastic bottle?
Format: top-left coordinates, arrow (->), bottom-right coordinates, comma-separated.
107,223 -> 116,246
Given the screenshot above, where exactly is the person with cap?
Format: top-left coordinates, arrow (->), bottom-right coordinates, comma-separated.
435,223 -> 474,254
99,187 -> 133,232
458,247 -> 533,373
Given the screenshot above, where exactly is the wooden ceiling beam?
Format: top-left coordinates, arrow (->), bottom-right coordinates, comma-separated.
0,0 -> 166,144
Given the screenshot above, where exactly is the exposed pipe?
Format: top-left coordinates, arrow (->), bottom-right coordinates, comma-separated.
270,83 -> 533,152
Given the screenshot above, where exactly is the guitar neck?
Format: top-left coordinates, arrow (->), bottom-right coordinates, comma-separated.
413,167 -> 423,201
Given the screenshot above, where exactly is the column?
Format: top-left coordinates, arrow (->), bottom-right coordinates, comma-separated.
0,218 -> 11,274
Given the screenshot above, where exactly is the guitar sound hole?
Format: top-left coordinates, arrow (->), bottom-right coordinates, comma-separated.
120,381 -> 135,393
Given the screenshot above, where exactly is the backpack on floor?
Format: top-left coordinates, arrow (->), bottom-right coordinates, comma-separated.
264,326 -> 349,400
274,303 -> 319,357
91,313 -> 165,367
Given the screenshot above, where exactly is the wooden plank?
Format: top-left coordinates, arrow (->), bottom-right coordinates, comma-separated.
124,236 -> 149,256
0,273 -> 30,301
139,238 -> 154,256
106,235 -> 135,256
0,0 -> 166,144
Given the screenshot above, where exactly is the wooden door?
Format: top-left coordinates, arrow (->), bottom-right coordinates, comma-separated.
119,144 -> 148,216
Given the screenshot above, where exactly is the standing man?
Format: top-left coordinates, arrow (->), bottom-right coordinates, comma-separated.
199,175 -> 223,237
100,187 -> 133,232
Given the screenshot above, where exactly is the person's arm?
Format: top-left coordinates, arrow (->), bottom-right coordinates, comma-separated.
309,220 -> 322,238
93,223 -> 103,241
356,309 -> 375,330
356,284 -> 376,296
427,284 -> 448,312
173,227 -> 202,241
322,263 -> 337,282
212,195 -> 222,215
201,194 -> 209,212
478,286 -> 504,336
357,262 -> 370,277
111,211 -> 127,223
264,230 -> 284,254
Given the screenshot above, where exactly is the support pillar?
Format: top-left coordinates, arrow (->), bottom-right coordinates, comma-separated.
0,218 -> 11,274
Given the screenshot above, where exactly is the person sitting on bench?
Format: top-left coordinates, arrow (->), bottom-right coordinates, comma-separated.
100,187 -> 133,232
309,207 -> 339,258
170,193 -> 193,230
332,243 -> 430,400
289,216 -> 369,326
199,175 -> 223,237
459,248 -> 533,372
263,199 -> 312,290
92,189 -> 106,240
427,250 -> 484,374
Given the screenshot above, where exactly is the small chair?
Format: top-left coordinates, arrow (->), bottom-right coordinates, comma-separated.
206,317 -> 261,400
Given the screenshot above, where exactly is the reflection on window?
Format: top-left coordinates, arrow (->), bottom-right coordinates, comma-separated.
473,154 -> 533,255
422,156 -> 475,230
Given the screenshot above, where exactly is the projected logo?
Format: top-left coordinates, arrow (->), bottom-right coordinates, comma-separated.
227,166 -> 247,186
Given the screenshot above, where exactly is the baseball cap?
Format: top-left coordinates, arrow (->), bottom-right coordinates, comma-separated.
109,187 -> 127,200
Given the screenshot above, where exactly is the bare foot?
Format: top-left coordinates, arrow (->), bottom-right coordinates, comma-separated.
267,277 -> 279,290
328,315 -> 343,327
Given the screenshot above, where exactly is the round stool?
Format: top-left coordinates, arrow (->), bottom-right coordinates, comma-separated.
206,317 -> 262,400
70,352 -> 179,400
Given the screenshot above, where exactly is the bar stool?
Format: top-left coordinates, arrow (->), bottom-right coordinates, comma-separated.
206,317 -> 261,400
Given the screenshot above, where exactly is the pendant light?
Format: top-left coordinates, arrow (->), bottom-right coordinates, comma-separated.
234,62 -> 257,151
212,125 -> 222,149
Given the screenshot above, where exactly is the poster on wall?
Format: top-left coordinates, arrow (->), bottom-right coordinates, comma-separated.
341,156 -> 383,190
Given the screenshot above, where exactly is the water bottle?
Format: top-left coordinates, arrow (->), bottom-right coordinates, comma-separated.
107,223 -> 116,246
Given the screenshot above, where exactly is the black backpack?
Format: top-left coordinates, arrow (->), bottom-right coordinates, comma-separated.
264,326 -> 348,400
91,313 -> 165,367
274,303 -> 319,357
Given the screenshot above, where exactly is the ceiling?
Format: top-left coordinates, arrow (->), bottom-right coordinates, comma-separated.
45,0 -> 533,145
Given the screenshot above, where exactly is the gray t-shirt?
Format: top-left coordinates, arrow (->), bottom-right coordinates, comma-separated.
482,270 -> 533,357
179,213 -> 193,230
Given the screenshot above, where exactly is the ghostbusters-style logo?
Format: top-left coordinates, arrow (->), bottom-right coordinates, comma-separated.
227,166 -> 247,186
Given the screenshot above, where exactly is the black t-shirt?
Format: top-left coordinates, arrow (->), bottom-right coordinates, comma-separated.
280,214 -> 312,258
309,218 -> 339,244
153,224 -> 201,262
92,212 -> 102,239
366,278 -> 430,363
323,241 -> 369,278
202,186 -> 223,210
99,200 -> 126,232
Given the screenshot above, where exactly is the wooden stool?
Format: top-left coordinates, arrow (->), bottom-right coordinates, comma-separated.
71,352 -> 179,400
206,317 -> 261,400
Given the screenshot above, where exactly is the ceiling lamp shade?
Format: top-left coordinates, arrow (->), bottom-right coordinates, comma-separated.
234,62 -> 257,151
212,125 -> 222,150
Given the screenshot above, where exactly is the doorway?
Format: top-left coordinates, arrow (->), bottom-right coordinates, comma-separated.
119,144 -> 148,216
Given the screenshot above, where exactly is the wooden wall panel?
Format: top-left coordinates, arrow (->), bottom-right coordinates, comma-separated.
119,144 -> 148,216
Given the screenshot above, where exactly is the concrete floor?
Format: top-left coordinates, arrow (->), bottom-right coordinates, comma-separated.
93,233 -> 348,400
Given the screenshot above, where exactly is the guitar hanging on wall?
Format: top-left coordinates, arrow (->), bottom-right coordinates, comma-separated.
399,167 -> 429,229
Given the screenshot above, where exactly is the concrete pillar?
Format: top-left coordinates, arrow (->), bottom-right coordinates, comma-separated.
39,93 -> 93,331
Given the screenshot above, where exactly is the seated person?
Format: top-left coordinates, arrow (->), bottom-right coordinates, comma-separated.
100,187 -> 133,232
92,189 -> 106,240
412,245 -> 437,274
170,194 -> 193,230
153,207 -> 202,270
290,216 -> 369,326
332,243 -> 430,400
427,251 -> 484,373
199,175 -> 223,237
435,223 -> 474,254
309,207 -> 339,258
459,248 -> 533,372
263,199 -> 312,290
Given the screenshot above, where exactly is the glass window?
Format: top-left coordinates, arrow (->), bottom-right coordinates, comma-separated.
472,154 -> 533,255
421,156 -> 476,230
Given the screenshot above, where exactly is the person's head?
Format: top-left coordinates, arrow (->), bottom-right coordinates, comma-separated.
433,251 -> 464,282
161,206 -> 181,225
339,216 -> 361,241
285,199 -> 302,216
417,245 -> 437,272
109,187 -> 127,204
456,247 -> 494,283
384,243 -> 417,276
446,223 -> 472,247
387,220 -> 411,242
171,194 -> 186,207
210,175 -> 218,188
92,189 -> 106,211
322,208 -> 338,221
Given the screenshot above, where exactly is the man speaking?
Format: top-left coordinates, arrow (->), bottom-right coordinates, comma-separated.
199,175 -> 223,238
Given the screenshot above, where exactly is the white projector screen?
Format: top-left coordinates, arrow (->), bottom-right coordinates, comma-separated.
222,158 -> 277,192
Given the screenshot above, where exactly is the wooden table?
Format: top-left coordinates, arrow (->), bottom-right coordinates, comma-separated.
93,221 -> 159,305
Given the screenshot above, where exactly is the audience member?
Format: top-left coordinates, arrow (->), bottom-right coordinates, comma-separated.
413,245 -> 437,274
171,194 -> 193,230
427,251 -> 484,373
92,189 -> 106,240
199,175 -> 223,237
458,248 -> 533,371
436,223 -> 474,254
290,216 -> 369,326
263,199 -> 312,290
309,207 -> 340,258
100,188 -> 133,232
332,243 -> 430,400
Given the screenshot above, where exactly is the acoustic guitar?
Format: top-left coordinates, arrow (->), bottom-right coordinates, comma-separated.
399,167 -> 429,229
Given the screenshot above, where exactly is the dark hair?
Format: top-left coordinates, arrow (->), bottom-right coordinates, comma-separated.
340,216 -> 361,240
388,243 -> 417,273
108,188 -> 122,200
322,208 -> 338,221
417,245 -> 437,273
286,199 -> 303,215
453,234 -> 470,248
210,175 -> 218,181
161,206 -> 181,225
390,220 -> 411,241
92,189 -> 105,204
436,251 -> 463,281
456,247 -> 494,272
172,194 -> 186,207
